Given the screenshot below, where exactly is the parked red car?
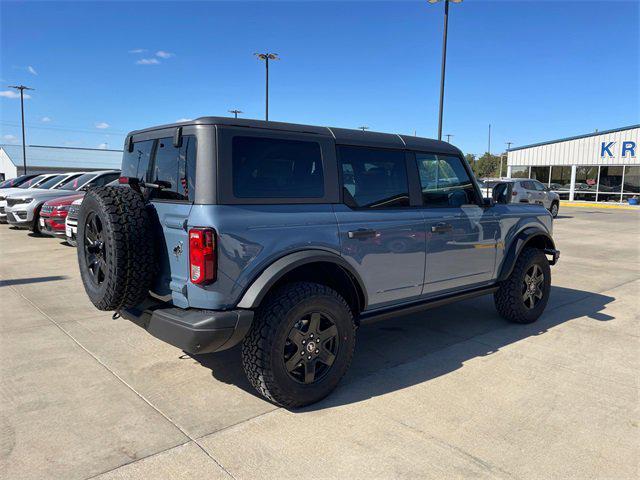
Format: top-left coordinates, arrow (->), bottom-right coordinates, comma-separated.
39,193 -> 84,238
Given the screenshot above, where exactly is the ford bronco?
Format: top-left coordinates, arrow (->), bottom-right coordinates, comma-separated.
77,117 -> 559,407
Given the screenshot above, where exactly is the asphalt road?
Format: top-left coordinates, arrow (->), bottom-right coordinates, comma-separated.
1,206 -> 638,479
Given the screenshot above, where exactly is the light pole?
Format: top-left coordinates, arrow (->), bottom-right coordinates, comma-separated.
8,84 -> 34,174
445,133 -> 453,143
501,141 -> 513,177
228,109 -> 243,119
254,53 -> 279,121
428,0 -> 462,140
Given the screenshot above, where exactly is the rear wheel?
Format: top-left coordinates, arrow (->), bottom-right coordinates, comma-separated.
494,247 -> 551,324
241,282 -> 356,408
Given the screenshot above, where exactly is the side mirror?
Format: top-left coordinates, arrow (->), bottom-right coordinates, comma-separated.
492,182 -> 510,204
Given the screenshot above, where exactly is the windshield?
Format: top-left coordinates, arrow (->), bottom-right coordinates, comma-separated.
57,173 -> 95,191
34,175 -> 67,189
19,175 -> 46,188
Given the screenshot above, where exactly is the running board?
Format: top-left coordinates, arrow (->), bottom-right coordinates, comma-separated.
359,285 -> 499,324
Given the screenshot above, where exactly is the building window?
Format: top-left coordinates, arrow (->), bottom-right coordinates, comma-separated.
530,166 -> 550,185
623,166 -> 640,194
510,166 -> 530,178
574,166 -> 598,200
597,166 -> 623,202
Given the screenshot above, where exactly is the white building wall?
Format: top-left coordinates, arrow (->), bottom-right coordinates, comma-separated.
0,148 -> 18,180
507,126 -> 639,166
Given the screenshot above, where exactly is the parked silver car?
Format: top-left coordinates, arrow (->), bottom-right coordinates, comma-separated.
480,178 -> 560,217
5,170 -> 119,233
0,174 -> 60,223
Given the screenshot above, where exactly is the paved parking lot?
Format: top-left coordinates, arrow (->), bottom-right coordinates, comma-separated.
1,206 -> 638,480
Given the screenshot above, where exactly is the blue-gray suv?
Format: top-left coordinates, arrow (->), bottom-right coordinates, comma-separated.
77,117 -> 559,407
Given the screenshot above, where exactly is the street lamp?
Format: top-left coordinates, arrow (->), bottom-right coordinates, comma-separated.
445,133 -> 453,143
228,109 -> 243,119
254,53 -> 279,121
359,126 -> 369,132
427,0 -> 463,141
8,84 -> 34,174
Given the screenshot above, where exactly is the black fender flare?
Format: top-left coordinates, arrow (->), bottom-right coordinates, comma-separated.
236,250 -> 368,310
497,227 -> 557,282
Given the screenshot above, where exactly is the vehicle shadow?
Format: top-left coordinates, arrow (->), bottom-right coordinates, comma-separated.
191,286 -> 615,409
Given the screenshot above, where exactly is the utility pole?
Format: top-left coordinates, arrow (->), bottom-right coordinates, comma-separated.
254,53 -> 279,121
501,141 -> 513,178
359,126 -> 369,132
487,123 -> 491,156
8,85 -> 34,174
445,134 -> 453,143
428,0 -> 463,140
228,109 -> 243,119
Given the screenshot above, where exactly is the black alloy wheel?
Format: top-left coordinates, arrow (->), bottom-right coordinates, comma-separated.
522,264 -> 544,310
84,212 -> 107,285
283,312 -> 340,384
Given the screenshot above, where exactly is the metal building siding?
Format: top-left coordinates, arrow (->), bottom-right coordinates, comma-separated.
507,127 -> 640,166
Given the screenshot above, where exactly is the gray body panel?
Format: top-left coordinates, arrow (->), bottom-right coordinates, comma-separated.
120,117 -> 554,317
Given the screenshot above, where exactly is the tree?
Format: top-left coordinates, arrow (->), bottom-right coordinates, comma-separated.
472,152 -> 504,178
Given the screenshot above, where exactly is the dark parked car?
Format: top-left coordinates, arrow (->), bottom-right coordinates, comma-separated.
77,117 -> 559,407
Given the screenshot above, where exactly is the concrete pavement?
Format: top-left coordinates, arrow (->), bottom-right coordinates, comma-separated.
1,206 -> 638,479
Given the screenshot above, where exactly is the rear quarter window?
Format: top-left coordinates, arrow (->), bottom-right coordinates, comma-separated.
232,136 -> 324,198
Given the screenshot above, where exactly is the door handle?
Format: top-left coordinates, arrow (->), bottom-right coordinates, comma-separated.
348,229 -> 378,240
431,222 -> 453,234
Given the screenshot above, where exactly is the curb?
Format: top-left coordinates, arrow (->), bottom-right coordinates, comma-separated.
559,201 -> 639,211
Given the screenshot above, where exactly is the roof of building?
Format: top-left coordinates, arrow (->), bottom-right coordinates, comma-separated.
129,116 -> 461,155
508,124 -> 640,152
0,144 -> 122,170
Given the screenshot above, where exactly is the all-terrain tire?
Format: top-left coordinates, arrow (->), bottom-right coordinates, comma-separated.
494,247 -> 551,324
77,186 -> 155,311
241,282 -> 356,408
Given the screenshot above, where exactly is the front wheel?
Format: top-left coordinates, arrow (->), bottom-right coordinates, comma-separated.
550,202 -> 559,218
494,247 -> 551,324
241,282 -> 356,408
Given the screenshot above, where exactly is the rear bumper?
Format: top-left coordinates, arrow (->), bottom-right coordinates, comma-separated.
120,302 -> 254,354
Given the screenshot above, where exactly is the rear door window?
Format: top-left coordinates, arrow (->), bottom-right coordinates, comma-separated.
338,145 -> 409,208
232,136 -> 324,198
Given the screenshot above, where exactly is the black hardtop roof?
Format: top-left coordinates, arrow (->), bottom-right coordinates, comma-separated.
128,117 -> 461,155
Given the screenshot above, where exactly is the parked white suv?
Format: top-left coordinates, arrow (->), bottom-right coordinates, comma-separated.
480,178 -> 560,217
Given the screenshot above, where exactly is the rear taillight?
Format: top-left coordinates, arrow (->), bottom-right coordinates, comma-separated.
189,228 -> 216,285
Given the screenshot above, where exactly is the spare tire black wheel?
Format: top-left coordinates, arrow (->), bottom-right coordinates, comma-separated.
77,186 -> 156,311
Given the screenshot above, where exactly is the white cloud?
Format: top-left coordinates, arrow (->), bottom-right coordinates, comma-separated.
95,122 -> 110,129
156,50 -> 174,59
3,134 -> 18,144
0,90 -> 31,99
40,116 -> 52,122
175,118 -> 192,122
136,58 -> 160,65
98,142 -> 109,149
27,65 -> 38,75
128,48 -> 147,54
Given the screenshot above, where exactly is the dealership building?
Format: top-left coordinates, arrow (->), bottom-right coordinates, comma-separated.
507,124 -> 639,202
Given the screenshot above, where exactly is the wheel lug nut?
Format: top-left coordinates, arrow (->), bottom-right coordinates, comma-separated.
310,334 -> 314,338
315,350 -> 319,354
308,356 -> 311,360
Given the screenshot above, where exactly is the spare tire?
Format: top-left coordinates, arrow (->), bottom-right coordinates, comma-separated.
77,186 -> 155,311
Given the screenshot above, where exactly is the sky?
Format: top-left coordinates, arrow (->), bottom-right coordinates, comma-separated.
1,0 -> 638,157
